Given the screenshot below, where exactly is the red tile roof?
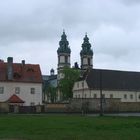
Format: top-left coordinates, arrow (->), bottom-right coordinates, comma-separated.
0,62 -> 42,83
7,94 -> 25,103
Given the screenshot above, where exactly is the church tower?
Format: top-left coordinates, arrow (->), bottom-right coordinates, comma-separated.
80,34 -> 93,70
57,31 -> 71,80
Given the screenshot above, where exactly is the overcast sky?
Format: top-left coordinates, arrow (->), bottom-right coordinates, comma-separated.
0,0 -> 140,75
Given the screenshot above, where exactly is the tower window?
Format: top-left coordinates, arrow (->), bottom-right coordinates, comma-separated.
65,56 -> 68,63
88,58 -> 90,65
83,58 -> 87,65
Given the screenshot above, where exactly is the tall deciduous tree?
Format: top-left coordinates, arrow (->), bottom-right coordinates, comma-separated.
44,84 -> 57,103
59,67 -> 80,100
48,86 -> 57,103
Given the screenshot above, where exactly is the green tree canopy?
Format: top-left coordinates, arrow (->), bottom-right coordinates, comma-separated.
58,67 -> 80,100
44,84 -> 57,103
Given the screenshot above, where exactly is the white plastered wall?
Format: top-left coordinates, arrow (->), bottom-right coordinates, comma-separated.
73,81 -> 140,102
0,82 -> 42,106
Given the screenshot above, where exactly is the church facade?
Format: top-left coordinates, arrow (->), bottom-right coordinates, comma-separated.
44,31 -> 94,102
57,31 -> 93,78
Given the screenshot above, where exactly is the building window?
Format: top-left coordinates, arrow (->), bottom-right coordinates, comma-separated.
31,88 -> 35,94
124,94 -> 127,99
30,102 -> 35,106
75,95 -> 77,98
130,94 -> 133,99
78,94 -> 80,98
110,94 -> 113,98
102,94 -> 105,98
15,87 -> 20,94
77,82 -> 79,88
94,94 -> 97,98
0,87 -> 4,94
84,94 -> 86,98
82,82 -> 84,88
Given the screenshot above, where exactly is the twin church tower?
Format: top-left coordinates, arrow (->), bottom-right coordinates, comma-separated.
57,31 -> 93,80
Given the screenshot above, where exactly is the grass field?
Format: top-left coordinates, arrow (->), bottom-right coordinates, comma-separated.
0,114 -> 140,140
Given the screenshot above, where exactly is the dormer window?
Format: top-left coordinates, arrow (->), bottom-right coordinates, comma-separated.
27,68 -> 34,72
14,72 -> 21,79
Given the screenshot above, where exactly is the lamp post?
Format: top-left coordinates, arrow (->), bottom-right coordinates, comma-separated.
100,70 -> 103,116
81,80 -> 84,115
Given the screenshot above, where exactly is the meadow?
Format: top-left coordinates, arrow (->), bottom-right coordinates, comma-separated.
0,114 -> 140,140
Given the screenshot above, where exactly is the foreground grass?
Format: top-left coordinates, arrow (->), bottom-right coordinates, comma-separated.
0,114 -> 140,140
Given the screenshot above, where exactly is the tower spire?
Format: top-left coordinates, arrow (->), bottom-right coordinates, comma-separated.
57,31 -> 71,80
80,34 -> 93,70
63,29 -> 65,33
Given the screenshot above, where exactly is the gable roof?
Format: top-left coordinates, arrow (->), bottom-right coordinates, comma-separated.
0,62 -> 42,83
7,94 -> 25,103
85,69 -> 140,91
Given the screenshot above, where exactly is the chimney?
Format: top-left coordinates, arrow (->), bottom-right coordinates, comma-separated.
7,57 -> 13,80
0,59 -> 4,63
22,60 -> 25,66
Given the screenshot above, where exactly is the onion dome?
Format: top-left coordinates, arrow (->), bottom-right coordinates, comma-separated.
80,34 -> 93,56
57,31 -> 71,54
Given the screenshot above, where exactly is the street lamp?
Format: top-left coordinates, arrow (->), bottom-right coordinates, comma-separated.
100,70 -> 103,116
81,80 -> 84,115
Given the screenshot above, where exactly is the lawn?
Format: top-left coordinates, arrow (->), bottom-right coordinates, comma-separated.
0,114 -> 140,140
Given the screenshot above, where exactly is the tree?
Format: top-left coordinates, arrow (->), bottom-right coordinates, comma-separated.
58,67 -> 80,100
47,86 -> 57,103
44,84 -> 57,103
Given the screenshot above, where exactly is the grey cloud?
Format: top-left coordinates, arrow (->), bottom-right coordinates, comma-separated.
118,0 -> 140,5
0,0 -> 140,74
0,0 -> 139,45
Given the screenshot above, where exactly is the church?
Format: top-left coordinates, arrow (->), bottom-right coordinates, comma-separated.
44,31 -> 140,108
43,31 -> 93,102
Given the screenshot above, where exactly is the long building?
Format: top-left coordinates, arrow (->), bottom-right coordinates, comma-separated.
73,69 -> 140,102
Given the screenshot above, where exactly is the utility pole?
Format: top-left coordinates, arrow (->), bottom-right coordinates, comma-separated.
100,70 -> 103,116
